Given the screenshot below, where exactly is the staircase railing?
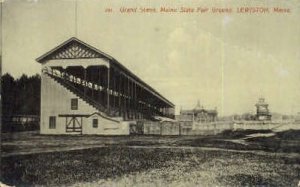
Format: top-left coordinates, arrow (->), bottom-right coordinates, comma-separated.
42,67 -> 108,114
42,67 -> 174,120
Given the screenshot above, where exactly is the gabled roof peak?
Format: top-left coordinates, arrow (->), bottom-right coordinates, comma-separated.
36,37 -> 175,107
36,37 -> 113,63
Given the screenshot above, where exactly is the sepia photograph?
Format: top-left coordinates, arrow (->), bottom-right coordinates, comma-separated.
1,0 -> 300,186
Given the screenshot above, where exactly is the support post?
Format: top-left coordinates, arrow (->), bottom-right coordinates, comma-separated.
107,67 -> 110,112
91,69 -> 94,98
127,77 -> 130,119
83,68 -> 87,97
123,76 -> 127,120
98,67 -> 102,105
113,69 -> 116,111
118,73 -> 122,117
134,82 -> 137,119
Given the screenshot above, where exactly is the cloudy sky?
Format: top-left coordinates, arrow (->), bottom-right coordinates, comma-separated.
2,0 -> 300,115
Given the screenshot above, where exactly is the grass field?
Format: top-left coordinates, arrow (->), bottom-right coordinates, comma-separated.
1,130 -> 300,186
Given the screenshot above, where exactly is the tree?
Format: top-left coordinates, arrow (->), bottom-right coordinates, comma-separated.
2,73 -> 41,117
1,73 -> 16,118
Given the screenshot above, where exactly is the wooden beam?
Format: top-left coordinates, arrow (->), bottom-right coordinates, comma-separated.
83,68 -> 87,97
107,66 -> 110,112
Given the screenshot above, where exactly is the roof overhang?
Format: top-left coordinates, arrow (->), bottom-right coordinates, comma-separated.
36,37 -> 175,107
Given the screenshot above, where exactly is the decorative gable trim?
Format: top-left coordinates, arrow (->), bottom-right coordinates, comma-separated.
36,37 -> 114,63
51,41 -> 101,59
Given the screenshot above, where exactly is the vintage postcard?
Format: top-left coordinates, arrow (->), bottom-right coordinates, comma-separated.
1,0 -> 300,186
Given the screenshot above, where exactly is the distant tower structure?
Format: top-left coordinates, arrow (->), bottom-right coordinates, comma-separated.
195,100 -> 204,110
255,97 -> 272,121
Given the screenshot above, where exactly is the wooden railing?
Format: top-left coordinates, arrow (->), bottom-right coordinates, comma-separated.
42,67 -> 175,119
43,67 -> 108,114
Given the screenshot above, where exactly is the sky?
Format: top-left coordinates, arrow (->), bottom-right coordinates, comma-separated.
2,0 -> 300,116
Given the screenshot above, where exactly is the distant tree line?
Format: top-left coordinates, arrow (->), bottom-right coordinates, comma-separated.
2,73 -> 41,119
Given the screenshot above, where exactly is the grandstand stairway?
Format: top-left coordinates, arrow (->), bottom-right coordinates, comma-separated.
43,68 -> 122,120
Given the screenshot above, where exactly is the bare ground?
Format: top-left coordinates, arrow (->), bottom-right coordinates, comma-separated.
1,130 -> 300,186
